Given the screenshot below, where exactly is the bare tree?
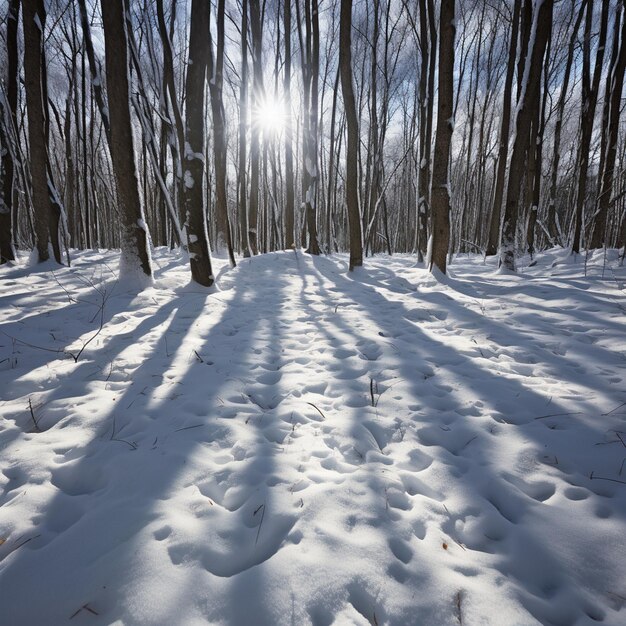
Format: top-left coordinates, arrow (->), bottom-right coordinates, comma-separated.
486,0 -> 521,257
248,0 -> 263,255
0,0 -> 19,264
77,0 -> 111,146
500,0 -> 553,271
571,0 -> 609,253
339,0 -> 363,270
545,0 -> 586,247
101,0 -> 153,282
429,0 -> 455,274
181,0 -> 214,285
591,3 -> 626,249
284,0 -> 296,250
22,0 -> 62,263
296,0 -> 321,254
417,0 -> 436,261
238,0 -> 251,257
208,0 -> 236,265
155,0 -> 186,229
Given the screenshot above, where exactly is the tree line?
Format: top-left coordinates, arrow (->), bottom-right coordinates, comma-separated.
0,0 -> 625,284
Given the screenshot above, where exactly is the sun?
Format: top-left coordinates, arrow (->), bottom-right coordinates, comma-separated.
253,96 -> 285,135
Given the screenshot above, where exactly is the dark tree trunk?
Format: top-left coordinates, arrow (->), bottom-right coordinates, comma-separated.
208,0 -> 236,265
486,0 -> 520,257
429,0 -> 455,274
238,0 -> 250,257
248,0 -> 263,255
0,0 -> 19,263
591,5 -> 626,249
325,66 -> 341,253
181,0 -> 214,285
415,0 -> 435,261
284,0 -> 296,250
77,0 -> 111,146
23,0 -> 60,263
299,0 -> 321,255
546,0 -> 586,247
101,0 -> 153,282
572,0 -> 609,253
500,0 -> 553,271
155,0 -> 186,228
339,0 -> 363,270
526,64 -> 548,258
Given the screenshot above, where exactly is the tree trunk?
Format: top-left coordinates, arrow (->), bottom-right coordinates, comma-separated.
284,0 -> 295,250
591,4 -> 626,250
526,65 -> 548,259
0,0 -> 19,263
415,0 -> 435,261
101,0 -> 153,283
299,0 -> 321,255
571,0 -> 609,253
238,0 -> 250,257
339,0 -> 363,270
546,0 -> 586,247
500,0 -> 553,271
325,66 -> 341,253
155,0 -> 186,229
77,0 -> 111,146
486,0 -> 520,257
429,0 -> 455,274
180,0 -> 214,285
248,0 -> 263,255
208,0 -> 236,265
23,0 -> 60,263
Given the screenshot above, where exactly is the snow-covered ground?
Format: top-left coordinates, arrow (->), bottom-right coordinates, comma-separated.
1,248 -> 625,626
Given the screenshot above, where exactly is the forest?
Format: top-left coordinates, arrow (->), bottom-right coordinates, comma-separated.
0,0 -> 624,276
1,1 -> 626,625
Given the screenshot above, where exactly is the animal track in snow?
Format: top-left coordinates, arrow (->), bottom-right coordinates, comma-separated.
563,486 -> 589,501
50,462 -> 107,496
388,537 -> 413,564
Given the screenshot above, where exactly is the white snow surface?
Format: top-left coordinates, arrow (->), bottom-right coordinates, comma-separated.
1,248 -> 625,625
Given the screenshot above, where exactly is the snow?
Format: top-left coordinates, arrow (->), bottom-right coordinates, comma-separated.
184,170 -> 194,189
118,246 -> 153,293
1,247 -> 625,625
184,142 -> 205,162
305,156 -> 317,177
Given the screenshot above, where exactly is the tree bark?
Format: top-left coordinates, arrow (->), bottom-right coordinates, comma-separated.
429,0 -> 455,274
0,0 -> 19,263
500,0 -> 553,271
155,0 -> 186,229
284,0 -> 296,250
238,0 -> 251,257
339,0 -> 363,270
486,0 -> 521,257
22,0 -> 61,263
414,0 -> 436,261
571,0 -> 609,253
248,0 -> 263,255
77,0 -> 111,147
101,0 -> 153,282
591,4 -> 626,249
208,0 -> 236,265
546,0 -> 585,247
180,0 -> 214,285
299,0 -> 321,255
